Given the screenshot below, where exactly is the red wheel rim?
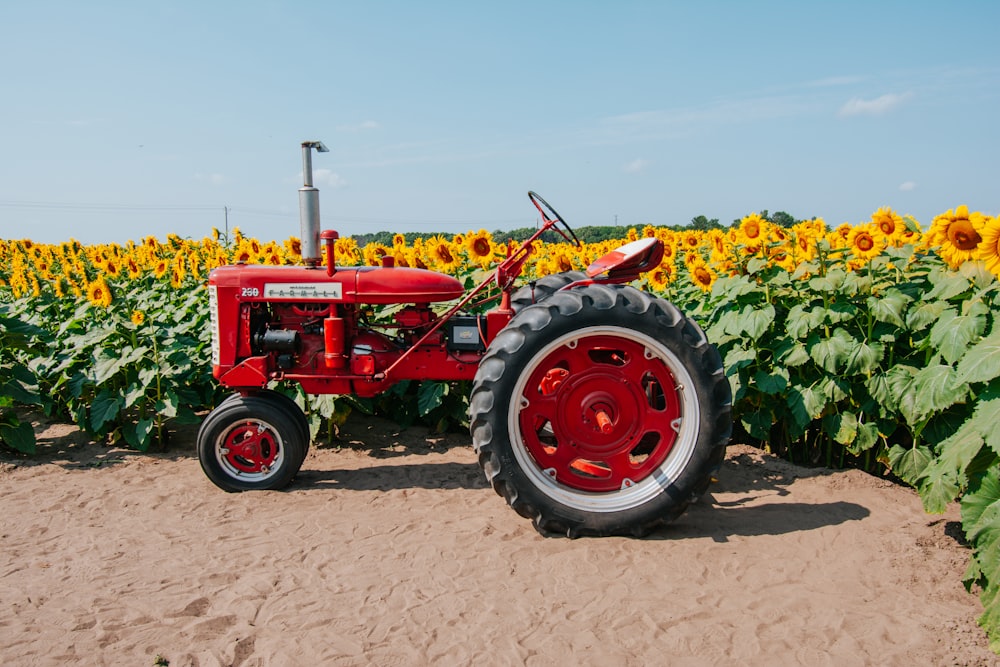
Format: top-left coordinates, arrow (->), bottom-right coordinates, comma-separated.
218,419 -> 283,476
517,334 -> 682,492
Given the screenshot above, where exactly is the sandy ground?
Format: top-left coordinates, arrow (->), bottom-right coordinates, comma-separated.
1,413 -> 998,667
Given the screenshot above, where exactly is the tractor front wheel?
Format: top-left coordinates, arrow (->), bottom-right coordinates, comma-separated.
469,284 -> 731,537
197,396 -> 306,492
218,388 -> 310,464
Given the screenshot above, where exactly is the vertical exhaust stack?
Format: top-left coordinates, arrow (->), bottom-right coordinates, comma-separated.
299,140 -> 329,267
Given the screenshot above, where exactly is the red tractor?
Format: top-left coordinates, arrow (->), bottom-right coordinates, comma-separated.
198,141 -> 731,537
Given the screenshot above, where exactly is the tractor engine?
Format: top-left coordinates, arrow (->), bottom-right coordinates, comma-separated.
208,262 -> 489,398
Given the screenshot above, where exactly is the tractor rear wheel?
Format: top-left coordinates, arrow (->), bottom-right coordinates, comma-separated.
509,270 -> 586,312
469,284 -> 731,537
198,396 -> 306,492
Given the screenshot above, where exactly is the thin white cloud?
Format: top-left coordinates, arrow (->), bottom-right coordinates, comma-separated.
899,181 -> 916,191
313,168 -> 347,188
624,158 -> 649,173
195,172 -> 226,185
838,92 -> 913,117
601,93 -> 819,143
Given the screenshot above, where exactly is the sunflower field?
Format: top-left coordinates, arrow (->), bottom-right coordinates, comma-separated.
4,205 -> 1000,647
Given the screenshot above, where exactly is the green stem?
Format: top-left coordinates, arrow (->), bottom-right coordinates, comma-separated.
150,327 -> 164,446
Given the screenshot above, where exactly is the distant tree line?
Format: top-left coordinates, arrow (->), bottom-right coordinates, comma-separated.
347,210 -> 809,245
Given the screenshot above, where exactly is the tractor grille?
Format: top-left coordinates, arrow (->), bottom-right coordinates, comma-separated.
208,285 -> 220,366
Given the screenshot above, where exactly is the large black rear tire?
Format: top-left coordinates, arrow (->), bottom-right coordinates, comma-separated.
469,284 -> 731,537
509,270 -> 587,313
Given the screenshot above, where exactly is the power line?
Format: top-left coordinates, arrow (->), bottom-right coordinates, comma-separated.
0,200 -> 220,212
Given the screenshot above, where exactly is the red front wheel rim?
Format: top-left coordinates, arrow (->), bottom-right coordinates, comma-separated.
215,419 -> 285,480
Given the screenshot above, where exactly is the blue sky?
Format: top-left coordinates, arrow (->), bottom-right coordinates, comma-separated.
1,1 -> 997,245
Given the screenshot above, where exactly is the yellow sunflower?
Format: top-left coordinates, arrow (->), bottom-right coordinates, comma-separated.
125,257 -> 142,280
464,229 -> 498,267
707,229 -> 730,264
86,277 -> 113,308
929,205 -> 985,269
829,222 -> 852,248
551,251 -> 577,274
131,310 -> 146,326
325,237 -> 355,265
187,252 -> 201,277
232,248 -> 252,263
425,235 -> 462,273
870,207 -> 906,247
769,226 -> 790,245
847,223 -> 883,262
170,266 -> 185,289
976,216 -> 1000,279
791,221 -> 820,263
170,254 -> 187,288
655,228 -> 677,246
660,240 -> 677,264
153,258 -> 170,279
403,247 -> 427,269
688,260 -> 717,292
680,231 -> 701,253
646,262 -> 676,292
284,236 -> 302,259
738,213 -> 769,245
362,242 -> 390,267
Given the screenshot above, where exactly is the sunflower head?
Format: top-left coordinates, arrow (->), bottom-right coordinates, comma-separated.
976,216 -> 1000,279
847,223 -> 883,262
426,235 -> 461,273
86,277 -> 113,308
131,310 -> 145,326
688,260 -> 717,292
871,206 -> 904,244
930,205 -> 985,269
646,261 -> 676,292
553,252 -> 576,273
362,243 -> 390,267
465,229 -> 497,266
284,237 -> 302,258
681,231 -> 701,251
738,213 -> 768,243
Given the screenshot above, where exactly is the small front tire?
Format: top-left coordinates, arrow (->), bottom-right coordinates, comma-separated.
197,396 -> 306,492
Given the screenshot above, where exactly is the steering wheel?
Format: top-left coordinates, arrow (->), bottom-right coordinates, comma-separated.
528,191 -> 583,248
